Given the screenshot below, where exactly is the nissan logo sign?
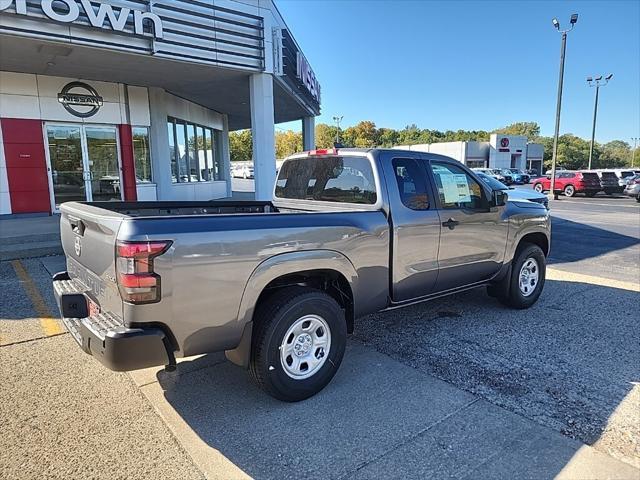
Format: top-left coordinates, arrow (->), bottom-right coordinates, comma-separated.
500,138 -> 510,148
57,82 -> 103,118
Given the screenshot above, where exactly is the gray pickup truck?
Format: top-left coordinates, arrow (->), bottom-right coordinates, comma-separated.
53,148 -> 550,401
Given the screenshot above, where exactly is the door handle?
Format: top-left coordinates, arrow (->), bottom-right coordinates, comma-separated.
442,218 -> 459,230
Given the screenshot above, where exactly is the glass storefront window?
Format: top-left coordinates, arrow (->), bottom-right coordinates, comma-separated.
197,126 -> 208,181
168,121 -> 178,183
176,120 -> 188,183
205,128 -> 215,180
132,127 -> 152,183
167,116 -> 220,182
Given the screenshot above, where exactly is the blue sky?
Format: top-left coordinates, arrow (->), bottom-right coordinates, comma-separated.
276,0 -> 639,143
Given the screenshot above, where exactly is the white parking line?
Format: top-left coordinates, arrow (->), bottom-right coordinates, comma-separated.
547,268 -> 640,292
552,200 -> 639,208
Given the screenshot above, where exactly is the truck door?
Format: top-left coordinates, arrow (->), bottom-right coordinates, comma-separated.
427,160 -> 508,292
380,153 -> 441,302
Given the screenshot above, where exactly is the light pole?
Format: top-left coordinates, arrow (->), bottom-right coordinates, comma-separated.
631,137 -> 639,167
587,74 -> 613,170
332,115 -> 343,146
549,14 -> 578,200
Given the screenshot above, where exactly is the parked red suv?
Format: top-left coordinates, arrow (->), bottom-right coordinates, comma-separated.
533,171 -> 601,197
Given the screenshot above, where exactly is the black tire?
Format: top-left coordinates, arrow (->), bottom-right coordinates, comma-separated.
585,191 -> 597,197
496,243 -> 546,309
533,183 -> 544,193
636,195 -> 640,203
563,184 -> 575,197
249,287 -> 347,402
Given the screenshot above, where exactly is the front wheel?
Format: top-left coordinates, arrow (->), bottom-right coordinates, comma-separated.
563,185 -> 575,197
533,183 -> 544,193
249,287 -> 347,402
496,243 -> 546,309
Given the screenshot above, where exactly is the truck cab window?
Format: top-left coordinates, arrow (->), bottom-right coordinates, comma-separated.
431,162 -> 485,210
392,158 -> 429,210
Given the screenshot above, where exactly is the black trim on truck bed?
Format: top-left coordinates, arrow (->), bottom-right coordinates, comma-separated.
53,272 -> 174,372
80,200 -> 277,217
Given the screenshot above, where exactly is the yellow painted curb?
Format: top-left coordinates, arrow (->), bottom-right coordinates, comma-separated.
11,260 -> 65,336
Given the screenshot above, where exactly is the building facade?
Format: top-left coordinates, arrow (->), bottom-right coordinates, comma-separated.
0,0 -> 320,215
396,134 -> 544,173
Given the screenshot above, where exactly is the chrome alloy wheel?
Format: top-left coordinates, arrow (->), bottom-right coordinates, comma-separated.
280,314 -> 331,380
518,258 -> 539,297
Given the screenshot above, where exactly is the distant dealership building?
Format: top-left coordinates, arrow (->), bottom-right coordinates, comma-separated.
397,134 -> 544,172
0,0 -> 320,215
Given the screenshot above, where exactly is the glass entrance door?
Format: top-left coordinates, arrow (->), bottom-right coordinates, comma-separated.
85,127 -> 120,202
46,125 -> 87,206
45,124 -> 122,210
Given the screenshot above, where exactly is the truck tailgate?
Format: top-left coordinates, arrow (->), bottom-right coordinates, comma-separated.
60,203 -> 124,319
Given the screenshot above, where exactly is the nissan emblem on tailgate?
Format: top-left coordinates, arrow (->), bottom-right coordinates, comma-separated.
74,236 -> 82,256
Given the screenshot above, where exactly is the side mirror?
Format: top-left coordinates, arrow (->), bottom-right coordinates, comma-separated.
493,189 -> 507,207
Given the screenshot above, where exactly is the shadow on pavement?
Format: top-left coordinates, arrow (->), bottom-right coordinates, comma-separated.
550,217 -> 639,264
154,278 -> 638,478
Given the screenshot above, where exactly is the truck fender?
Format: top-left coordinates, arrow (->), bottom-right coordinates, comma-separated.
225,250 -> 358,367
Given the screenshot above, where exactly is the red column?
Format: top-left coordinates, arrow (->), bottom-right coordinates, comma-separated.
118,124 -> 137,202
1,118 -> 51,214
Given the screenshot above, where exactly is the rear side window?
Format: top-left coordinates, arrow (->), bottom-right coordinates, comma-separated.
602,172 -> 617,179
581,172 -> 599,181
275,156 -> 377,204
392,158 -> 430,210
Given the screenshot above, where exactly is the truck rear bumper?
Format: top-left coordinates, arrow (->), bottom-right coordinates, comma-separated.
52,272 -> 172,372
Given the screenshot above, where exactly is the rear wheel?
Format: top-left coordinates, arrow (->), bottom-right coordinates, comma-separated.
563,185 -> 575,197
533,183 -> 544,193
249,287 -> 347,402
495,243 -> 546,309
585,191 -> 597,197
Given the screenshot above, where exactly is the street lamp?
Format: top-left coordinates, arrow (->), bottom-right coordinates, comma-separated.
332,115 -> 343,146
632,137 -> 639,168
549,13 -> 578,200
587,74 -> 613,170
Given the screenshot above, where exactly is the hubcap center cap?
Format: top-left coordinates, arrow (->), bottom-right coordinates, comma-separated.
293,333 -> 313,357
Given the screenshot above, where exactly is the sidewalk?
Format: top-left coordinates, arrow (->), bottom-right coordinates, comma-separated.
0,215 -> 62,261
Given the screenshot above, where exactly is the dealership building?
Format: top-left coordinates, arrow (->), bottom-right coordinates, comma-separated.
397,134 -> 544,173
0,0 -> 320,215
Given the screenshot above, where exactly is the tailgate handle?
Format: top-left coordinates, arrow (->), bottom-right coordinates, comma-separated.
69,217 -> 85,236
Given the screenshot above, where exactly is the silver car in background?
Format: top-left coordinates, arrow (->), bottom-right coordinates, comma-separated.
623,173 -> 640,202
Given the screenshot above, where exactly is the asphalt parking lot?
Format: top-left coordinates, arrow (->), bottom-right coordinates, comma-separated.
1,192 -> 638,479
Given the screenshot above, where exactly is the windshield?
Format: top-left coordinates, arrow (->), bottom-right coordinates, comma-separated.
275,156 -> 378,204
476,172 -> 508,190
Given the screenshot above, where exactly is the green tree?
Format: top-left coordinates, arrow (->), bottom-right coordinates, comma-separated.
494,122 -> 541,139
377,127 -> 399,147
315,123 -> 337,148
397,124 -> 423,145
229,129 -> 252,163
597,140 -> 632,168
275,130 -> 302,158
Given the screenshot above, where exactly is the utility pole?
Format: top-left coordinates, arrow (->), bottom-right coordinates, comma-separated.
631,137 -> 639,167
587,74 -> 613,170
332,115 -> 343,146
550,14 -> 578,200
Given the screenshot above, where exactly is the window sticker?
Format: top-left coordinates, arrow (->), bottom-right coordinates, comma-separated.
439,173 -> 471,203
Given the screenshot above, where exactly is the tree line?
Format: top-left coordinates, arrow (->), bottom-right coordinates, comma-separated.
229,121 -> 637,170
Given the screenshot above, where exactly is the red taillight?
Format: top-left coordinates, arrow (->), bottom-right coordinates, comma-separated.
116,240 -> 171,304
309,148 -> 337,156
